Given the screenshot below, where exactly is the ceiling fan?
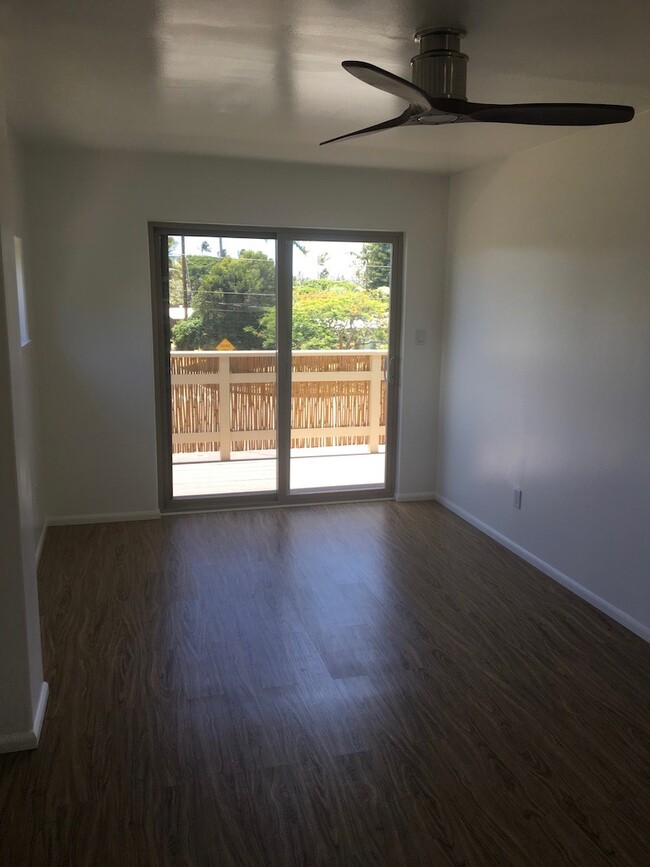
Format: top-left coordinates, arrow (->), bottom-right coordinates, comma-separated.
321,28 -> 634,145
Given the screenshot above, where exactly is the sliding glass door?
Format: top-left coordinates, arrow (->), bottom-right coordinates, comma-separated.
151,225 -> 401,511
161,232 -> 279,500
289,238 -> 393,493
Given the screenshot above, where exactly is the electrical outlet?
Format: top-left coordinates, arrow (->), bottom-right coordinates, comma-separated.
415,328 -> 426,345
513,488 -> 522,509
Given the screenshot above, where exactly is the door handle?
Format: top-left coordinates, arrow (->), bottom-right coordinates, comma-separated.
385,356 -> 396,383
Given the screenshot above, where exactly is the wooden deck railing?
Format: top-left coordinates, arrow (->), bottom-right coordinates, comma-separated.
170,350 -> 387,458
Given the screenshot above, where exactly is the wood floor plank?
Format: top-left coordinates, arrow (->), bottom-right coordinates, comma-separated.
1,501 -> 649,866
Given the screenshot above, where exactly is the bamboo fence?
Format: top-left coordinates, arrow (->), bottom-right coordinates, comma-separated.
170,350 -> 387,456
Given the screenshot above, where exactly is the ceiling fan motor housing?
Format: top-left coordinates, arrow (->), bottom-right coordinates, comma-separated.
412,28 -> 468,100
320,26 -> 634,145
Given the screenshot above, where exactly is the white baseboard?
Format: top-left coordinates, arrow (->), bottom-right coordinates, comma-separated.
35,520 -> 49,566
47,510 -> 161,527
395,491 -> 437,502
435,494 -> 650,645
0,681 -> 49,754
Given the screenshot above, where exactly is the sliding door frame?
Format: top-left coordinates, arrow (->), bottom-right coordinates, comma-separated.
149,222 -> 403,513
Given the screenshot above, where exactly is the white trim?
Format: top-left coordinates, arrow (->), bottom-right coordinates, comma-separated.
35,520 -> 49,566
0,681 -> 49,754
32,681 -> 49,742
394,491 -> 437,502
164,496 -> 393,517
435,494 -> 650,644
47,510 -> 161,527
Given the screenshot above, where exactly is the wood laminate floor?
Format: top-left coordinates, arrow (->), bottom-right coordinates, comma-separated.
1,501 -> 649,866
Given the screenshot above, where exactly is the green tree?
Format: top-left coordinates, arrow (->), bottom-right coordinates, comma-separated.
256,278 -> 389,350
185,256 -> 215,292
171,250 -> 275,350
170,316 -> 205,349
354,242 -> 392,290
316,252 -> 330,279
168,238 -> 184,307
168,253 -> 216,309
168,259 -> 184,307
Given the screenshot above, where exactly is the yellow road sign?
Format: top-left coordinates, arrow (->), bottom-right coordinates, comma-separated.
216,338 -> 235,351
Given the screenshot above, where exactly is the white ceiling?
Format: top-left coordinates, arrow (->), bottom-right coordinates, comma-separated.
2,0 -> 649,173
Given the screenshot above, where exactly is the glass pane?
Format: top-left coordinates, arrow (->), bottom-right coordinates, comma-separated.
289,240 -> 391,492
168,235 -> 278,498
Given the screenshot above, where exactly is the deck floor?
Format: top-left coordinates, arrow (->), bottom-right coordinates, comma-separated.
172,446 -> 386,496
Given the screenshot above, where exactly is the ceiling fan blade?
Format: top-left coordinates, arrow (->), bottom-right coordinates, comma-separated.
445,100 -> 635,126
343,61 -> 432,115
320,108 -> 413,146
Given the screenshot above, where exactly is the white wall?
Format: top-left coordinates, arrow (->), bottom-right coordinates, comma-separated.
11,143 -> 44,553
0,66 -> 46,750
439,113 -> 650,637
23,144 -> 448,518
